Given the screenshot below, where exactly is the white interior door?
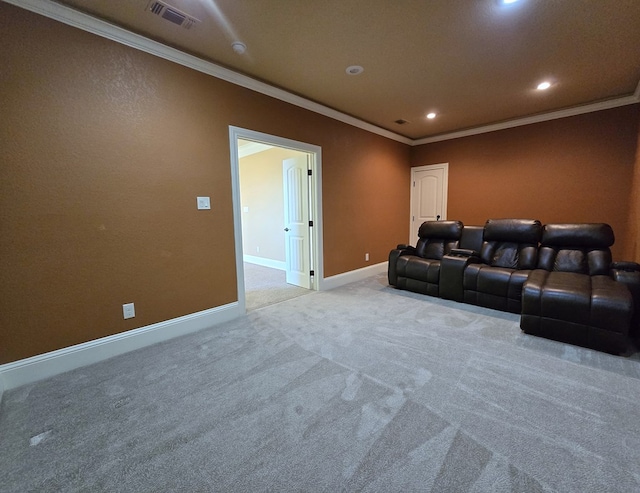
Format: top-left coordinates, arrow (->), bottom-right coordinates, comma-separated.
410,163 -> 449,242
283,156 -> 311,288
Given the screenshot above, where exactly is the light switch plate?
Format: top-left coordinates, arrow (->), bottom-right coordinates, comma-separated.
197,197 -> 211,210
123,302 -> 135,319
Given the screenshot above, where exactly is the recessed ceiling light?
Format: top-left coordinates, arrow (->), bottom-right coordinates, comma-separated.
346,65 -> 364,76
537,81 -> 552,90
231,42 -> 246,55
426,112 -> 437,119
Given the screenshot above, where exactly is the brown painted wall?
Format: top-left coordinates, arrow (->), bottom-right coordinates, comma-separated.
627,114 -> 640,262
0,4 -> 411,363
411,105 -> 640,260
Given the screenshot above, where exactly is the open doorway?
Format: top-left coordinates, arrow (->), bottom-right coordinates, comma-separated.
229,127 -> 323,312
238,141 -> 309,310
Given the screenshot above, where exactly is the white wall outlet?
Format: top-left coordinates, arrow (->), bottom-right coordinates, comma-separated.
122,302 -> 135,319
197,196 -> 211,210
256,246 -> 260,253
365,253 -> 369,261
243,206 -> 249,213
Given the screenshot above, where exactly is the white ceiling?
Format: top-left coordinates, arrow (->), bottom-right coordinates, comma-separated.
16,0 -> 640,141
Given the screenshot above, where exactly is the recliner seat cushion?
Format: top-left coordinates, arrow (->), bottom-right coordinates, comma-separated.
463,264 -> 532,313
525,270 -> 591,325
395,257 -> 442,297
397,257 -> 441,284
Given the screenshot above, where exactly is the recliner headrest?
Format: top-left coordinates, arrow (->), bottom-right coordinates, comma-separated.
541,223 -> 614,248
418,220 -> 463,239
483,219 -> 541,244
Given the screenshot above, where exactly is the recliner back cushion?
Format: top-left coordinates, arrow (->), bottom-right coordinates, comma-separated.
415,220 -> 463,259
417,220 -> 463,239
459,225 -> 484,252
538,247 -> 588,273
479,219 -> 541,269
537,246 -> 612,275
483,219 -> 542,244
537,223 -> 614,275
541,223 -> 614,248
417,239 -> 458,259
481,242 -> 538,269
555,249 -> 589,273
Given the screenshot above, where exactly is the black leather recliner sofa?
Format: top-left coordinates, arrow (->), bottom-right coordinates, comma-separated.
388,219 -> 640,354
520,223 -> 633,354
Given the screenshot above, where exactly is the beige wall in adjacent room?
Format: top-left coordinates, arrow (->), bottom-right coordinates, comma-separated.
0,3 -> 411,363
411,105 -> 640,260
240,147 -> 309,264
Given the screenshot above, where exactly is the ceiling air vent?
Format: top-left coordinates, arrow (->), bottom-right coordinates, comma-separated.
395,119 -> 410,125
146,0 -> 200,30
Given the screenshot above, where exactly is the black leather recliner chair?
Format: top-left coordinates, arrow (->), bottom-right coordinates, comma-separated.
521,224 -> 633,353
388,220 -> 463,296
462,219 -> 542,313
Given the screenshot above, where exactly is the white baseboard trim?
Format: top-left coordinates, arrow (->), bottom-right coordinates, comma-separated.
0,302 -> 243,392
243,255 -> 285,270
0,262 -> 389,393
321,261 -> 388,291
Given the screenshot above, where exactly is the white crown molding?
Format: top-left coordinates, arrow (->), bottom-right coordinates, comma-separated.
3,0 -> 413,145
0,302 -> 242,391
413,94 -> 640,145
4,0 -> 640,147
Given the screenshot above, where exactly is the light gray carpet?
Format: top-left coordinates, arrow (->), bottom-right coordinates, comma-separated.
244,262 -> 311,311
1,274 -> 640,492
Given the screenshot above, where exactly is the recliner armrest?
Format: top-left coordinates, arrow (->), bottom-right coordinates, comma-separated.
388,245 -> 418,286
449,248 -> 478,258
611,262 -> 640,338
439,254 -> 481,301
611,261 -> 640,272
396,244 -> 417,254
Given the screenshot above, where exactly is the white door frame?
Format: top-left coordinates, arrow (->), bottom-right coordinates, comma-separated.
409,163 -> 449,243
229,126 -> 324,312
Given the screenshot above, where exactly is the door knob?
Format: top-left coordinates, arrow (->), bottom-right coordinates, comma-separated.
284,228 -> 290,232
